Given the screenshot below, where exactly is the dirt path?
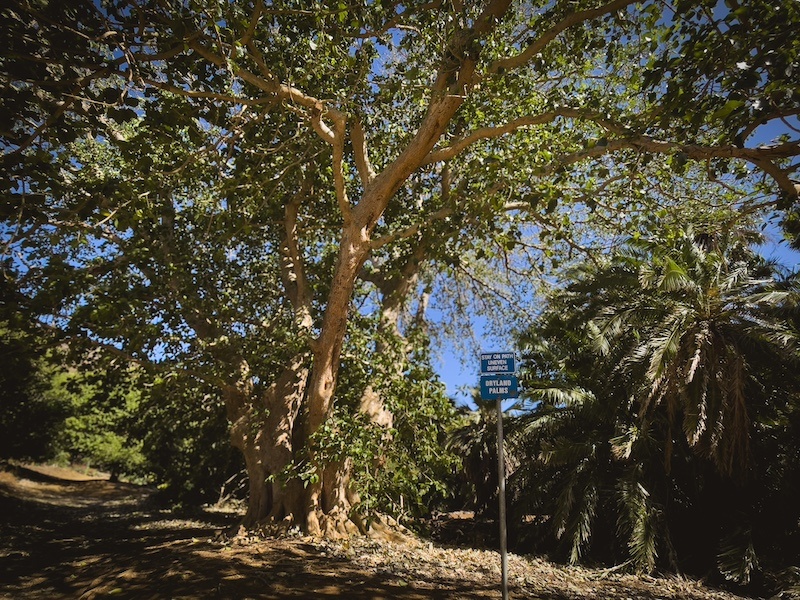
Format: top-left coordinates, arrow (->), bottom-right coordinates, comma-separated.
0,464 -> 753,599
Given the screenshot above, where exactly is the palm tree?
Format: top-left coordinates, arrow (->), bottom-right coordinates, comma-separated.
591,227 -> 797,476
515,225 -> 800,582
447,390 -> 519,517
515,274 -> 663,569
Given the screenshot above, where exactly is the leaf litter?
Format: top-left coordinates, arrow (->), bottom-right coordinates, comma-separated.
1,462 -> 760,599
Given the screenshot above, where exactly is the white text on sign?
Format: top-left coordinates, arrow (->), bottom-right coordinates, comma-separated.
480,352 -> 516,375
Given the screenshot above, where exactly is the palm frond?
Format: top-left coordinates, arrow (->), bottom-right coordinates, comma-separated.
645,310 -> 689,382
587,320 -> 611,356
610,425 -> 640,460
553,467 -> 579,539
514,406 -> 566,438
716,354 -> 750,475
617,474 -> 658,572
553,464 -> 599,565
685,367 -> 710,447
591,307 -> 638,355
719,263 -> 754,292
568,481 -> 598,564
526,385 -> 595,408
540,437 -> 595,467
658,257 -> 694,293
685,321 -> 711,384
638,263 -> 659,289
717,527 -> 759,584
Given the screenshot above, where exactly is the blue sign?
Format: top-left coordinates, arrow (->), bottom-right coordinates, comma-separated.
480,375 -> 518,400
480,352 -> 516,375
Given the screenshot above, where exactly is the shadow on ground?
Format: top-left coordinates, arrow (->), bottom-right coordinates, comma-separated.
0,465 -> 511,599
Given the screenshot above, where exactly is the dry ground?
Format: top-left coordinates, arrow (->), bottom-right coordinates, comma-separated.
0,463 -> 756,599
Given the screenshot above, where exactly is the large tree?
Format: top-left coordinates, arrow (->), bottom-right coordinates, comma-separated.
2,0 -> 798,535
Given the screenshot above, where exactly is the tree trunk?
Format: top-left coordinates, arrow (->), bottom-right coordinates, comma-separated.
298,222 -> 432,535
221,226 -> 376,536
225,354 -> 309,528
267,93 -> 474,535
302,225 -> 372,535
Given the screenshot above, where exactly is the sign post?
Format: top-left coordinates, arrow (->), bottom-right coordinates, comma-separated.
495,395 -> 509,600
480,352 -> 517,600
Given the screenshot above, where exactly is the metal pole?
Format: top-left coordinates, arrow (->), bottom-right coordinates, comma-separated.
496,397 -> 509,600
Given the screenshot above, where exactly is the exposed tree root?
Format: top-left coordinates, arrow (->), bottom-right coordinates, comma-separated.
219,509 -> 413,546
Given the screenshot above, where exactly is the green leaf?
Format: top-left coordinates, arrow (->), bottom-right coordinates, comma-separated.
711,99 -> 744,121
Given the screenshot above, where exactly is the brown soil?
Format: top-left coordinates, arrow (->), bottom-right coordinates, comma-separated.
0,463 -> 755,599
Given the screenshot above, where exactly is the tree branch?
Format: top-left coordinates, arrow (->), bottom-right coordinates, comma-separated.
554,137 -> 800,199
748,156 -> 800,200
455,262 -> 538,323
353,0 -> 443,39
330,112 -> 353,223
281,179 -> 314,332
423,109 -> 627,164
186,37 -> 228,68
370,207 -> 453,250
139,78 -> 274,106
738,109 -> 800,144
351,120 -> 376,186
129,30 -> 205,62
4,65 -> 118,157
241,35 -> 348,153
239,38 -> 334,117
355,0 -> 513,231
450,114 -> 799,200
240,1 -> 264,45
488,0 -> 639,75
37,322 -> 228,389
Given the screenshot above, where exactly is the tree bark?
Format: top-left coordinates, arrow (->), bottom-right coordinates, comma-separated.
300,205 -> 439,535
225,353 -> 309,527
302,225 -> 372,535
